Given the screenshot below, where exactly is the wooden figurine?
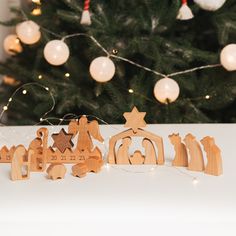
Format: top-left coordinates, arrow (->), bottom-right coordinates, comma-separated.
0,146 -> 15,163
169,133 -> 188,167
143,138 -> 157,164
85,156 -> 103,173
52,128 -> 74,153
29,127 -> 48,172
72,156 -> 103,178
201,136 -> 223,176
130,151 -> 145,164
116,137 -> 131,164
184,134 -> 204,172
108,107 -> 164,165
47,163 -> 67,180
68,116 -> 104,152
72,163 -> 88,178
11,145 -> 31,181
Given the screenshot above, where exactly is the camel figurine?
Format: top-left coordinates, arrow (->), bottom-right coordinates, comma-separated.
169,133 -> 188,167
184,134 -> 204,172
201,136 -> 223,176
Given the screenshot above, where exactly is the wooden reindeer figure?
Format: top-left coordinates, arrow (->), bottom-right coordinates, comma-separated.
116,137 -> 131,164
169,133 -> 188,167
201,136 -> 223,176
184,134 -> 204,172
11,145 -> 32,181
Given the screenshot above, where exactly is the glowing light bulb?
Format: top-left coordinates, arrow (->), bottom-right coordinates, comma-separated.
128,89 -> 134,93
3,106 -> 8,111
22,90 -> 27,94
65,73 -> 70,78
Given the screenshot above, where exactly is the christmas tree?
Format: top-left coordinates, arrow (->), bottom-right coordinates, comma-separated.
0,0 -> 236,125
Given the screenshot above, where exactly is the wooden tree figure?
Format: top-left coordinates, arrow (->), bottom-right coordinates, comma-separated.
169,133 -> 188,167
184,133 -> 204,172
201,136 -> 223,176
108,107 -> 164,165
11,145 -> 32,181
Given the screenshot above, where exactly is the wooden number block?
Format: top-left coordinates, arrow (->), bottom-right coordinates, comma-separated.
47,163 -> 66,180
169,133 -> 188,167
184,134 -> 204,172
11,145 -> 30,181
130,151 -> 145,165
201,136 -> 223,176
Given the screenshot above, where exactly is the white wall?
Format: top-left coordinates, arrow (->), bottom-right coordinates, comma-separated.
0,0 -> 20,62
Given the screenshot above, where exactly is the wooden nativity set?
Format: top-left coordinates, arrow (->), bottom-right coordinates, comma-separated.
0,107 -> 223,181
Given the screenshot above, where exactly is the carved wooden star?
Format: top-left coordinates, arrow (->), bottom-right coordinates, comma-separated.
52,128 -> 74,153
123,106 -> 146,132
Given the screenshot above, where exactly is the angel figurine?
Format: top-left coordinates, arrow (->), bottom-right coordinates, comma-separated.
68,116 -> 104,152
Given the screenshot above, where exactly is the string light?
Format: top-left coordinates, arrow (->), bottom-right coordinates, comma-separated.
38,75 -> 43,79
128,89 -> 134,93
22,89 -> 27,94
65,73 -> 70,78
31,8 -> 42,16
32,0 -> 41,4
0,82 -> 56,124
16,11 -> 223,106
205,95 -> 210,99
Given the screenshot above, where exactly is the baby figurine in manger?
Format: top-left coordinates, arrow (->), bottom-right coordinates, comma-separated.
108,107 -> 164,165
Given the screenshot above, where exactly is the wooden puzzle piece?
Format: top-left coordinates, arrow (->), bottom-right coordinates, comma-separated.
108,128 -> 164,165
72,163 -> 88,178
11,145 -> 31,181
143,138 -> 157,164
47,163 -> 66,180
52,128 -> 74,153
184,134 -> 204,172
201,136 -> 223,176
123,106 -> 146,133
130,151 -> 145,164
85,156 -> 103,173
116,137 -> 131,164
0,145 -> 16,163
68,116 -> 104,152
169,133 -> 188,167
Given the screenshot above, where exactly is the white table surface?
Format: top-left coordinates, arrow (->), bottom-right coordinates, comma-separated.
0,124 -> 235,236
